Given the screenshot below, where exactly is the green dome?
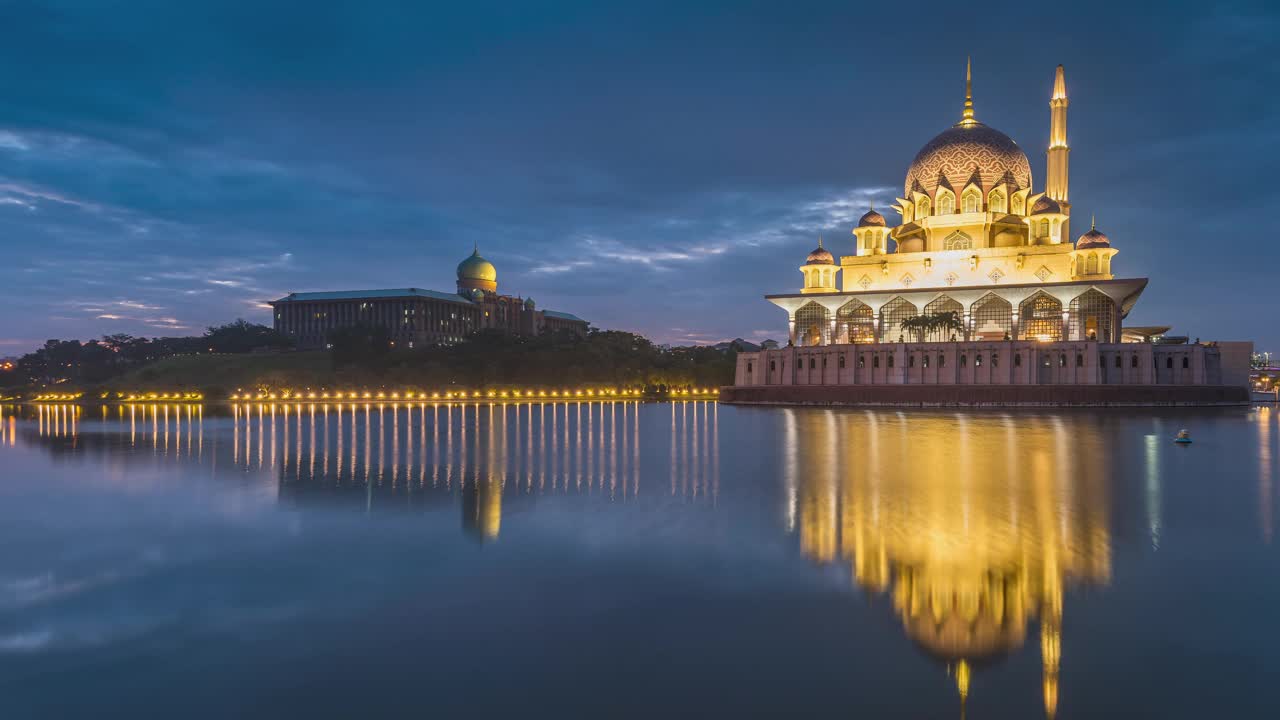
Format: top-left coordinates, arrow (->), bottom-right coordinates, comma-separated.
457,248 -> 497,283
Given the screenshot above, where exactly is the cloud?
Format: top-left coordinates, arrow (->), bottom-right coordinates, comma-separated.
0,130 -> 29,151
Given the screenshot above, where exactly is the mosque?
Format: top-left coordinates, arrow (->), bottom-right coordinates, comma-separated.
727,63 -> 1251,403
270,246 -> 589,349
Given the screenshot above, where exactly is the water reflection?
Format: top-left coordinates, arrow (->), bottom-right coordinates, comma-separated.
784,408 -> 1113,718
12,402 -> 719,541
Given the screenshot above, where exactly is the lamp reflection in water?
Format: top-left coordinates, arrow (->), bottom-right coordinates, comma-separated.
228,400 -> 717,541
785,408 -> 1111,719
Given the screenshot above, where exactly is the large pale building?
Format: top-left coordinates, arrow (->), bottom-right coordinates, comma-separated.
726,62 -> 1252,402
270,247 -> 588,350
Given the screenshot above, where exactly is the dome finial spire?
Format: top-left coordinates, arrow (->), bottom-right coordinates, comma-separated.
1091,214 -> 1096,231
817,235 -> 823,248
960,57 -> 976,126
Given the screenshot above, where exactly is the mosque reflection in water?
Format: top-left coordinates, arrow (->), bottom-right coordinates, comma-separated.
783,408 -> 1112,718
7,401 -> 1118,716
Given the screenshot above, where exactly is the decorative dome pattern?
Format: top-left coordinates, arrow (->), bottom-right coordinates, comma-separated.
457,249 -> 497,283
806,245 -> 835,265
1076,227 -> 1110,249
904,122 -> 1032,199
1031,196 -> 1062,215
858,208 -> 886,227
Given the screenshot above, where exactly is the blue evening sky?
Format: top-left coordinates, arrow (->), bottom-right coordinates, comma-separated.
0,0 -> 1276,353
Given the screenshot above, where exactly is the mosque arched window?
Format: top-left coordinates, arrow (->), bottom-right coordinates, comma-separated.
937,192 -> 955,215
1069,289 -> 1115,342
988,190 -> 1006,214
962,189 -> 981,213
795,302 -> 830,347
879,297 -> 919,343
916,198 -> 930,219
1086,254 -> 1099,275
943,231 -> 972,251
837,299 -> 876,344
1019,292 -> 1064,342
971,293 -> 1013,340
924,295 -> 964,341
1011,194 -> 1025,215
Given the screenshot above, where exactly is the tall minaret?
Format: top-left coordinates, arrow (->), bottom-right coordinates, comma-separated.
1046,65 -> 1069,202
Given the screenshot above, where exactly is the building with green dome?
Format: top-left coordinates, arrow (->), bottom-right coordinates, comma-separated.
269,245 -> 588,349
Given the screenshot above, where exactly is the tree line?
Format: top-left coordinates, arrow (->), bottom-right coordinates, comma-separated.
1,320 -> 737,393
0,320 -> 293,388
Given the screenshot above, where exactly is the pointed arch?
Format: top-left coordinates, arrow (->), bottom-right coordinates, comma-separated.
962,187 -> 982,213
879,297 -> 918,343
988,189 -> 1006,214
1086,253 -> 1099,275
796,301 -> 830,346
1069,289 -> 1115,342
972,293 -> 1013,340
944,230 -> 972,251
916,197 -> 931,219
924,295 -> 964,341
936,188 -> 955,215
1019,291 -> 1063,341
836,299 -> 876,344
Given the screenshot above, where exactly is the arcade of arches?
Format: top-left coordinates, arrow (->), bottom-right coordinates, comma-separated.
786,289 -> 1119,346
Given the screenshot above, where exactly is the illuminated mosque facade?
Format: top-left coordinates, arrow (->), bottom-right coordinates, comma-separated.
270,246 -> 588,350
729,63 -> 1252,398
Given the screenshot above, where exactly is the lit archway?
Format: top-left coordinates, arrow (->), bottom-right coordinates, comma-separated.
796,301 -> 830,346
1019,292 -> 1063,342
837,299 -> 876,344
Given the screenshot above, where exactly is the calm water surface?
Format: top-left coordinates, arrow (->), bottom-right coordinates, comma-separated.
1,401 -> 1277,718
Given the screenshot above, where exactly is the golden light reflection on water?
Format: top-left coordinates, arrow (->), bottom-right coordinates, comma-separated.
785,408 -> 1113,718
217,401 -> 719,540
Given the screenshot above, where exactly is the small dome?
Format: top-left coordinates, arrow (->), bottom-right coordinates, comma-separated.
457,248 -> 497,283
1076,226 -> 1110,249
858,208 -> 886,227
806,241 -> 835,265
1030,196 -> 1062,215
524,297 -> 535,309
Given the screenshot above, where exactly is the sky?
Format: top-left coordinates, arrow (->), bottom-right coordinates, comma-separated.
0,0 -> 1277,354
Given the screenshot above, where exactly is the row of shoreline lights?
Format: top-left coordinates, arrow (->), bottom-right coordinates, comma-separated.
229,388 -> 719,402
32,392 -> 204,403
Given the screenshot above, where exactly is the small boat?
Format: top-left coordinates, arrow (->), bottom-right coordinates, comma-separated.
1174,429 -> 1192,445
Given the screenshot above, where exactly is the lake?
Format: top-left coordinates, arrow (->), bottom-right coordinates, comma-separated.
1,401 -> 1277,718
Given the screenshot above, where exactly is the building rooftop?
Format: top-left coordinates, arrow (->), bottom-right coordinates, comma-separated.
543,310 -> 586,323
270,288 -> 474,305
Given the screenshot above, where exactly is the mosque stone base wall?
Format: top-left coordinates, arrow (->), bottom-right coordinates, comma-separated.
720,383 -> 1250,408
726,341 -> 1253,407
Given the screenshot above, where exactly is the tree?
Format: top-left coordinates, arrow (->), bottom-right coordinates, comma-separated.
329,323 -> 393,369
204,319 -> 292,353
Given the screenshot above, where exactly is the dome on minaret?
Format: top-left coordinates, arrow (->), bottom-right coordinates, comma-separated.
1076,220 -> 1110,249
805,239 -> 835,265
904,60 -> 1033,198
857,208 -> 887,227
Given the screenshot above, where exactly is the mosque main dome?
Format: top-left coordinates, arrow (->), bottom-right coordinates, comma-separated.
456,246 -> 498,294
457,248 -> 497,283
904,121 -> 1033,199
